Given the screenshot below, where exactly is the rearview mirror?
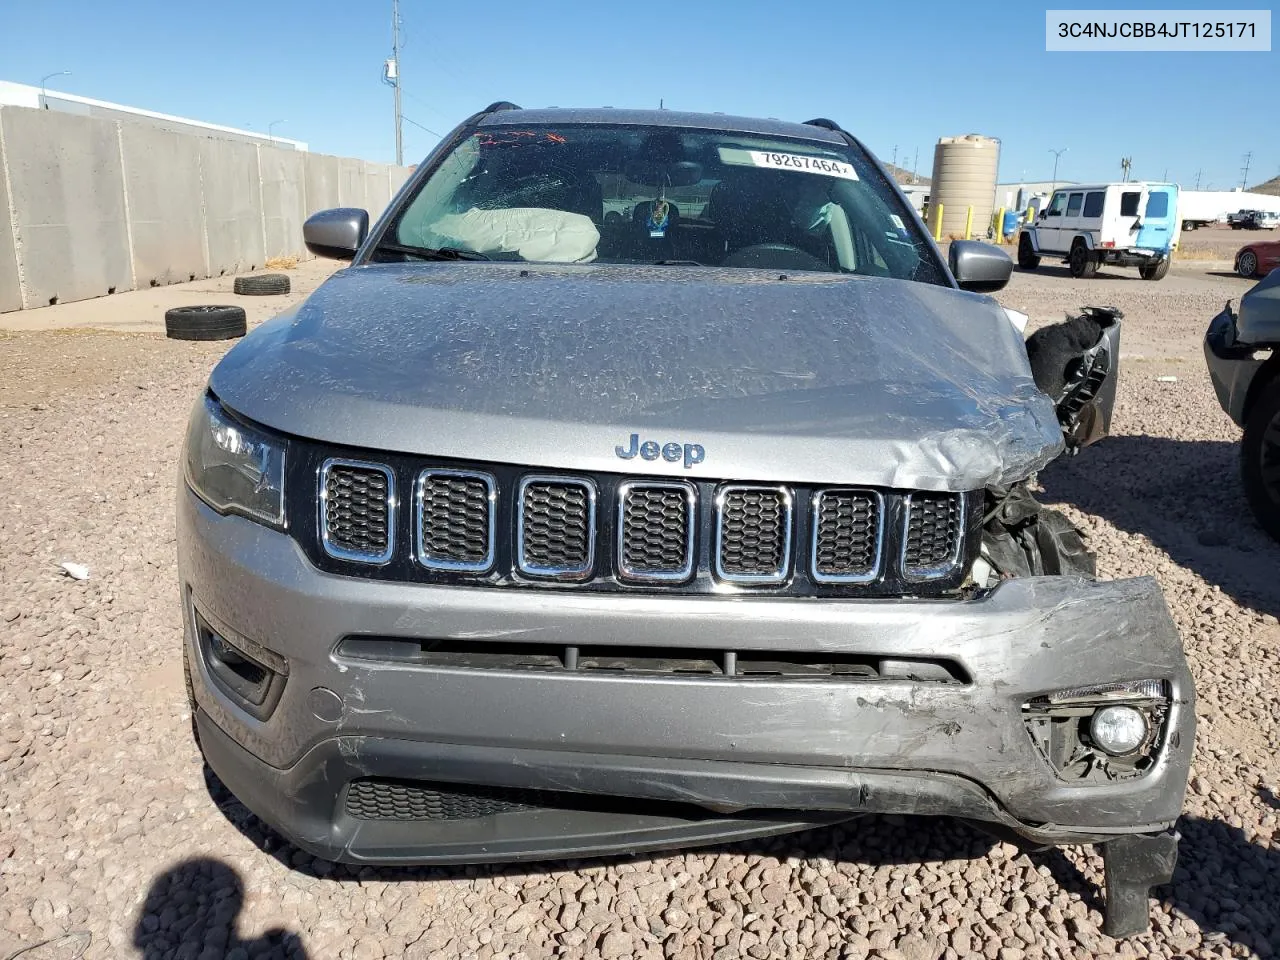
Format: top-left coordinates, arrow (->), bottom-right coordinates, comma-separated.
949,240 -> 1013,293
303,208 -> 370,260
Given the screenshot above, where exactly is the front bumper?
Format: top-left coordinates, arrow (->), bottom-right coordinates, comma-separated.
178,489 -> 1195,864
1205,306 -> 1268,427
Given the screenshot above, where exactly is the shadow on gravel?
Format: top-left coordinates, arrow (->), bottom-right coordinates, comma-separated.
134,857 -> 309,960
1038,435 -> 1280,618
1040,811 -> 1280,956
1016,265 -> 1134,281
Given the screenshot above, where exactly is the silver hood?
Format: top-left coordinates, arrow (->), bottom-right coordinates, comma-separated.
210,262 -> 1063,491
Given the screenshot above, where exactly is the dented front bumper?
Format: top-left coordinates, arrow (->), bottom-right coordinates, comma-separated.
1205,305 -> 1268,427
178,490 -> 1194,864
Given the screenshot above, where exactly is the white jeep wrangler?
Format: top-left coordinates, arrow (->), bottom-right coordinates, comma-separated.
1019,182 -> 1180,281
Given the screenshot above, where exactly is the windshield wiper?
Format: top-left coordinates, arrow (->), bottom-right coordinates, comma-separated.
374,240 -> 490,261
652,259 -> 703,266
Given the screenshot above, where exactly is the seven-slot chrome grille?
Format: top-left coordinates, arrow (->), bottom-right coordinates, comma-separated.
311,456 -> 970,592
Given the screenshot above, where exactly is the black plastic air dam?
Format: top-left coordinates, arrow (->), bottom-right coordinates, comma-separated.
194,706 -> 1177,866
195,710 -> 848,864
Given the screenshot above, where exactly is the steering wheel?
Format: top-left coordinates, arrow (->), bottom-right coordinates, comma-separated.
721,243 -> 831,272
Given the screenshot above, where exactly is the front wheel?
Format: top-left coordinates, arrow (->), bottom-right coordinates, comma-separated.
1069,242 -> 1097,278
1139,258 -> 1171,281
1017,234 -> 1040,269
1241,378 -> 1280,543
1237,250 -> 1259,278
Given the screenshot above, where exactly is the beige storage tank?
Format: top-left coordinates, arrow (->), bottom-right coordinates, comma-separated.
928,135 -> 1000,240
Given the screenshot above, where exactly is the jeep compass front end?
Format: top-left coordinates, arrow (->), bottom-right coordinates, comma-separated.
178,104 -> 1193,936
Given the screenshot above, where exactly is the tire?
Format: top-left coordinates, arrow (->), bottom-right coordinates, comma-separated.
1241,377 -> 1280,544
1139,258 -> 1171,281
233,272 -> 291,296
165,305 -> 247,341
1069,241 -> 1097,278
1238,250 -> 1259,278
1017,234 -> 1040,269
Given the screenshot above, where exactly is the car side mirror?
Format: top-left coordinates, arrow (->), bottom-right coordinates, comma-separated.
949,240 -> 1013,293
303,208 -> 370,260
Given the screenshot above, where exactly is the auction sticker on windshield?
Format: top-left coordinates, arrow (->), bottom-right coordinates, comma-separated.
718,147 -> 858,180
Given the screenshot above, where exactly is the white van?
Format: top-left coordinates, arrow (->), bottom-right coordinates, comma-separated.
1019,182 -> 1180,281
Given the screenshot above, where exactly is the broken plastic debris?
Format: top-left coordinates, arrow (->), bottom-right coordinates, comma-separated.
1155,376 -> 1178,383
59,562 -> 90,581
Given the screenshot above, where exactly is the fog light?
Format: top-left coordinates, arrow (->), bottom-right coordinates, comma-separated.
1090,705 -> 1149,756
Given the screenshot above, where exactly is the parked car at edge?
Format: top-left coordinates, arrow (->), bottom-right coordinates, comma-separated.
1205,268 -> 1280,542
1229,209 -> 1280,230
1236,238 -> 1280,279
177,103 -> 1194,937
1018,182 -> 1180,280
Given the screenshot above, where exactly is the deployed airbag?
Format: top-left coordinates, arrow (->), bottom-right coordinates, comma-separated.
428,208 -> 600,263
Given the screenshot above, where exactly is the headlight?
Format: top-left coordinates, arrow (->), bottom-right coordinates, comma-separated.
184,394 -> 286,528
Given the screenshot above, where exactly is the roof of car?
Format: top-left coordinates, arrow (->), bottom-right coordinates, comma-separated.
476,106 -> 848,144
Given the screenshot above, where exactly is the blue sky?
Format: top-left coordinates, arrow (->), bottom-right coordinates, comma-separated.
2,1 -> 1276,188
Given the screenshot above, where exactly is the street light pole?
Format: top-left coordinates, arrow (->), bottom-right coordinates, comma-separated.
39,71 -> 72,109
1048,147 -> 1068,193
268,119 -> 286,141
392,0 -> 403,166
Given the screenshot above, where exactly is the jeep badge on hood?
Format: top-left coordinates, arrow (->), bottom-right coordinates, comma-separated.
615,434 -> 706,469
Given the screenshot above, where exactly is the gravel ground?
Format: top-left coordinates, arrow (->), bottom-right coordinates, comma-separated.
1,261 -> 1278,960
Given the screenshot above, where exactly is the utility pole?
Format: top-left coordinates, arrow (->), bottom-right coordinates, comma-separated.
1241,151 -> 1253,190
891,145 -> 898,173
1194,168 -> 1203,190
911,147 -> 918,183
391,0 -> 403,166
1120,156 -> 1132,182
1048,147 -> 1068,193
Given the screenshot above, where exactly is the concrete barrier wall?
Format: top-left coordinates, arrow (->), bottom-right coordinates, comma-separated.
120,125 -> 205,286
0,106 -> 413,311
1,108 -> 132,306
200,137 -> 266,276
260,147 -> 306,261
303,153 -> 341,216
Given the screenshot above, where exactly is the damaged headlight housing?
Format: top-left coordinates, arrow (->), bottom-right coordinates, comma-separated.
184,394 -> 286,528
1022,680 -> 1170,782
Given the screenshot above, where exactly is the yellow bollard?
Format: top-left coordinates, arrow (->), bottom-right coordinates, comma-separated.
964,205 -> 973,241
994,207 -> 1005,243
1025,206 -> 1034,223
933,203 -> 943,241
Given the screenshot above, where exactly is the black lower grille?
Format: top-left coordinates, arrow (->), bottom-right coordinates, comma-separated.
903,493 -> 962,577
717,486 -> 790,581
344,778 -> 746,824
619,482 -> 694,581
336,636 -> 967,683
346,779 -> 542,821
518,478 -> 594,577
417,471 -> 493,570
813,490 -> 881,581
321,461 -> 393,562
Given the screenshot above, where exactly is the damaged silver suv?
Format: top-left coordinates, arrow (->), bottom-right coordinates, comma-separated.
177,104 -> 1193,936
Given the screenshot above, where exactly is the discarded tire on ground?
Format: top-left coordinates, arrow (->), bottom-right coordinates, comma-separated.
233,273 -> 291,296
164,305 -> 247,341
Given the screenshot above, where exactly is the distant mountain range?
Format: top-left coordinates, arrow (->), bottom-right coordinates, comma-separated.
886,163 -> 930,186
1250,175 -> 1280,197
